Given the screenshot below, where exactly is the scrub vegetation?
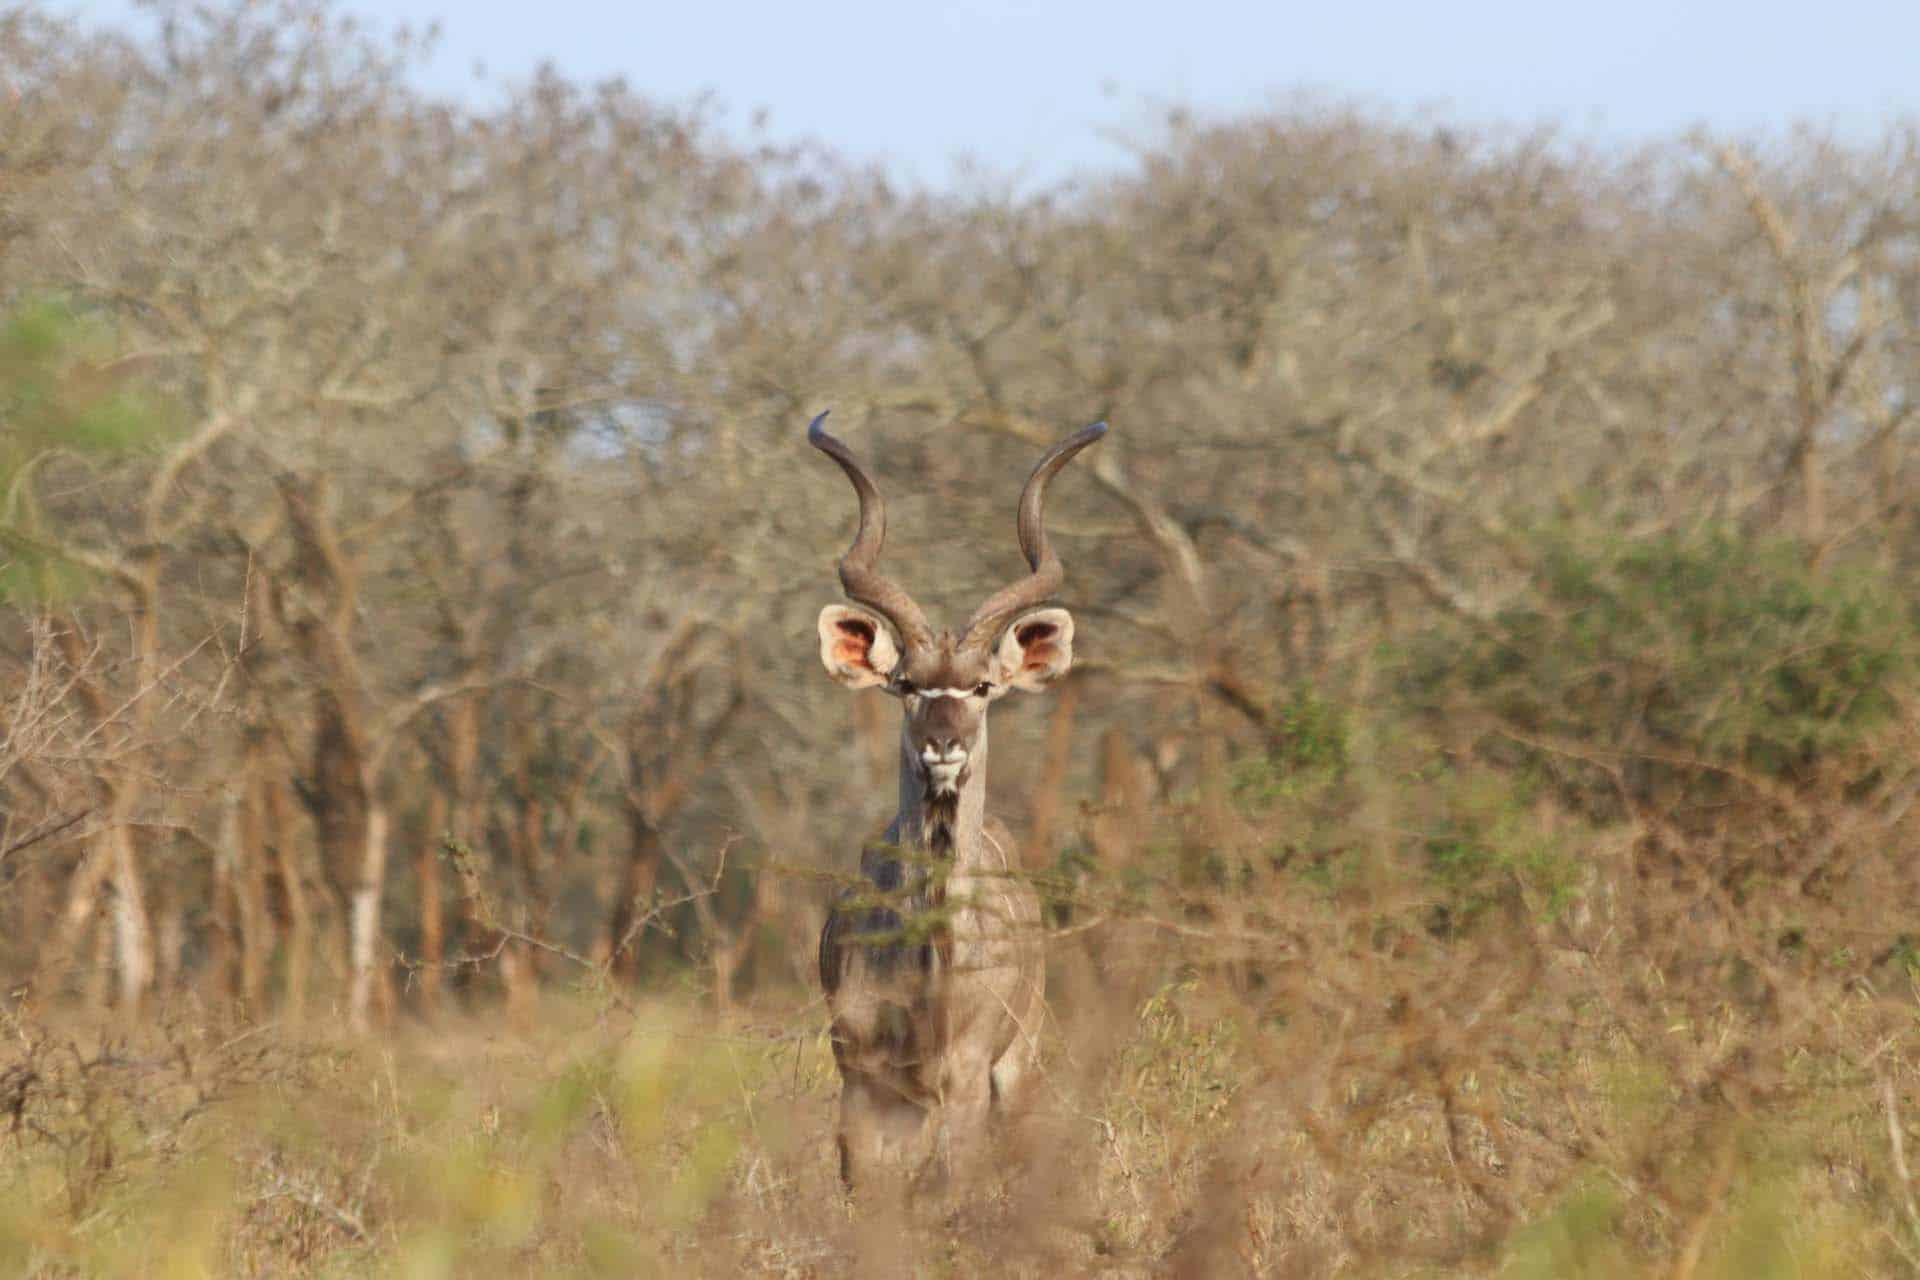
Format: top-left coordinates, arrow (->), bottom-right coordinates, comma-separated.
5,2 -> 1920,1273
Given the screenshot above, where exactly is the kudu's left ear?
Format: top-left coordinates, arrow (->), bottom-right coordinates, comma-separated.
993,607 -> 1075,692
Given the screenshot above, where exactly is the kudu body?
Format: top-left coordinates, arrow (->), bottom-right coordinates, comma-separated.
810,413 -> 1106,1191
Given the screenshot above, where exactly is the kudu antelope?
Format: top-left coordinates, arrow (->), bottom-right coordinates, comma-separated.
810,412 -> 1106,1191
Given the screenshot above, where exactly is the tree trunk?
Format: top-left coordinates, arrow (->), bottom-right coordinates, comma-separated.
106,815 -> 154,1013
45,623 -> 155,1013
212,795 -> 242,1002
416,784 -> 447,1009
503,788 -> 547,1008
151,844 -> 186,999
236,762 -> 274,1010
41,832 -> 112,1004
1091,725 -> 1149,870
608,808 -> 664,981
444,697 -> 490,995
1023,679 -> 1080,870
84,914 -> 112,1012
266,777 -> 312,1022
346,804 -> 390,1030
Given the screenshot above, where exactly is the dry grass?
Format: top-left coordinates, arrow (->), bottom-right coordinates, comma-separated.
6,739 -> 1920,1278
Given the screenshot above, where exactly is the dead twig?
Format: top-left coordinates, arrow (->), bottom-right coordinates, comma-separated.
0,808 -> 91,865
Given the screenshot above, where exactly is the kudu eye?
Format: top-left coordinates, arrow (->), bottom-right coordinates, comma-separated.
891,673 -> 917,696
973,682 -> 994,697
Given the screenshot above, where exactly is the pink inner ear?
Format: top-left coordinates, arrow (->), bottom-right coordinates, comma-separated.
833,619 -> 875,670
1015,621 -> 1056,648
1011,620 -> 1061,676
1022,642 -> 1058,673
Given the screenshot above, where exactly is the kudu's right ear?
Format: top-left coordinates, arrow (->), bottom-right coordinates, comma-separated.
817,604 -> 900,689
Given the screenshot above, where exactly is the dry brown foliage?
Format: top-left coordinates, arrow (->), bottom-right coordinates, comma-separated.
4,1 -> 1920,1272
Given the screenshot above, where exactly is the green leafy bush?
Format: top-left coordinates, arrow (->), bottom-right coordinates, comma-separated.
0,299 -> 173,602
1405,523 -> 1917,806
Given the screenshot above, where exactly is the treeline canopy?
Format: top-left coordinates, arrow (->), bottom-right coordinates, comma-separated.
4,0 -> 1920,1026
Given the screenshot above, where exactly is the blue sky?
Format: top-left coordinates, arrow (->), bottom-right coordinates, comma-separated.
68,1 -> 1920,187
